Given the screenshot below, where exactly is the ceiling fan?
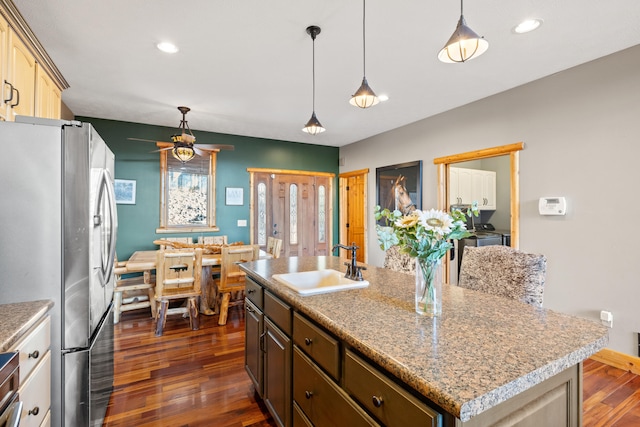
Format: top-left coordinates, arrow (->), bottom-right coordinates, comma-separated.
128,106 -> 234,163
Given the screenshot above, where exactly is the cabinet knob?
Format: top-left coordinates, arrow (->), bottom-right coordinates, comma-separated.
247,289 -> 255,294
28,350 -> 40,359
305,390 -> 313,399
372,395 -> 384,408
304,337 -> 313,346
28,406 -> 40,416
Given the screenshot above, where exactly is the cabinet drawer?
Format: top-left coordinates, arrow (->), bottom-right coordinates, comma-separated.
344,350 -> 441,427
246,277 -> 264,309
293,401 -> 313,427
12,316 -> 50,385
265,291 -> 291,336
18,350 -> 51,427
293,312 -> 340,381
39,409 -> 51,427
293,347 -> 378,427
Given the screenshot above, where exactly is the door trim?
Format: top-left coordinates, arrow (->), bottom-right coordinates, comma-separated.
339,169 -> 368,263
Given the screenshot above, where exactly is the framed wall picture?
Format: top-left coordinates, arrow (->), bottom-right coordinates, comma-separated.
225,187 -> 244,206
376,161 -> 422,223
114,179 -> 136,205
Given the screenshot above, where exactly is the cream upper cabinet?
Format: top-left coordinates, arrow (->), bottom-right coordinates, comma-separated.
451,167 -> 496,210
36,65 -> 61,119
0,0 -> 67,121
0,12 -> 8,120
7,29 -> 35,119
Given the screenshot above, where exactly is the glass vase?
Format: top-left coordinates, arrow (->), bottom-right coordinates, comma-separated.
415,258 -> 443,317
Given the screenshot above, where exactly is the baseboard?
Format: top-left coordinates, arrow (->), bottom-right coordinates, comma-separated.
590,348 -> 640,376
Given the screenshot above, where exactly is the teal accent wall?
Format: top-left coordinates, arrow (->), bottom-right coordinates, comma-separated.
78,117 -> 340,260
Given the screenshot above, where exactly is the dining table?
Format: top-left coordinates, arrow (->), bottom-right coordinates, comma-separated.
124,249 -> 272,315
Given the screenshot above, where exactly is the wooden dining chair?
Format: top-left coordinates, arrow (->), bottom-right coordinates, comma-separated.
266,236 -> 283,259
154,248 -> 203,336
458,245 -> 547,307
215,244 -> 259,325
200,235 -> 228,245
159,237 -> 193,249
113,258 -> 156,324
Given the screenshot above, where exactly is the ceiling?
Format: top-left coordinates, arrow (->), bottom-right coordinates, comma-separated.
14,0 -> 640,147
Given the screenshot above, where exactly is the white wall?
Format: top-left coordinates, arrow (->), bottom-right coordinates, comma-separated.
340,44 -> 640,356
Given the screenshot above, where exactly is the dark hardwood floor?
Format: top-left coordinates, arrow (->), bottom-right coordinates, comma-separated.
103,306 -> 275,427
104,307 -> 640,427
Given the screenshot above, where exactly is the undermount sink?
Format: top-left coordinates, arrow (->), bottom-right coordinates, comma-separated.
272,269 -> 369,296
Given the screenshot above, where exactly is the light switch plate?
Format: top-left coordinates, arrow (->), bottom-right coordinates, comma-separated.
237,219 -> 247,227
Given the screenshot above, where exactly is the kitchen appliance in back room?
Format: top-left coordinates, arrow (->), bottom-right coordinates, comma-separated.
0,117 -> 117,427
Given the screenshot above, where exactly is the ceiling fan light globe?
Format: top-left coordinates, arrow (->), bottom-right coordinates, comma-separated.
172,145 -> 195,163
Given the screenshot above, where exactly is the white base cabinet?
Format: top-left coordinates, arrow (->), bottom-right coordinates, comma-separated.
9,315 -> 51,427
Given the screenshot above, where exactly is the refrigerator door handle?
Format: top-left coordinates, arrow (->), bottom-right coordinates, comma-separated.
94,168 -> 118,286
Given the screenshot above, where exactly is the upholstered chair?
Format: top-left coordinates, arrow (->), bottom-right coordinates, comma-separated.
458,245 -> 546,307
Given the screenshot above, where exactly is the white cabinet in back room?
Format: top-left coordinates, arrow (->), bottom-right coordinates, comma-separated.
450,167 -> 496,211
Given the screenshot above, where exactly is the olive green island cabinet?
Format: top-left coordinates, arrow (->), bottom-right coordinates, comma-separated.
242,256 -> 608,427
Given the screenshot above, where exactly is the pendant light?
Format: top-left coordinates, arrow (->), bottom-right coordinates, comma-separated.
438,0 -> 488,63
350,0 -> 379,109
302,25 -> 325,135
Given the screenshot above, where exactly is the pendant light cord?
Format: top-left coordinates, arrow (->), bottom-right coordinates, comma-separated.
312,33 -> 316,112
362,0 -> 367,77
460,0 -> 464,16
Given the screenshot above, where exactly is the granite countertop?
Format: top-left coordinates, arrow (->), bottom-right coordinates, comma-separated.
240,256 -> 608,422
0,300 -> 53,352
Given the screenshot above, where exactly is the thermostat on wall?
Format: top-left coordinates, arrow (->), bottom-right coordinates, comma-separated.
538,197 -> 567,216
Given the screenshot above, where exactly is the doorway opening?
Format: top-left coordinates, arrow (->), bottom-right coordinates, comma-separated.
338,169 -> 368,263
433,142 -> 524,282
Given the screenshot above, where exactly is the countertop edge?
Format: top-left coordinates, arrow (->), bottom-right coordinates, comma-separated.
0,299 -> 54,352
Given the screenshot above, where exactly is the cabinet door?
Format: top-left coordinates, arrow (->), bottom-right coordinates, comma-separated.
0,13 -> 8,120
36,66 -> 61,119
264,318 -> 292,427
482,170 -> 497,210
245,299 -> 264,397
471,170 -> 497,210
7,30 -> 35,119
450,168 -> 473,205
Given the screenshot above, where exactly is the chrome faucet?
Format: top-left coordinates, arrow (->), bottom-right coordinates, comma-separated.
332,243 -> 366,280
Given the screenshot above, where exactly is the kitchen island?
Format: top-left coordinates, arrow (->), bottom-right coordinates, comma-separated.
240,256 -> 608,426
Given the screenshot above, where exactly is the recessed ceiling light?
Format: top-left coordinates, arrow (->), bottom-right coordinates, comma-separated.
157,42 -> 179,53
514,19 -> 543,34
378,94 -> 389,102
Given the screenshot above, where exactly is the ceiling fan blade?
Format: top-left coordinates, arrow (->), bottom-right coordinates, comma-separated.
150,147 -> 173,153
128,137 -> 173,144
194,144 -> 235,151
193,146 -> 207,157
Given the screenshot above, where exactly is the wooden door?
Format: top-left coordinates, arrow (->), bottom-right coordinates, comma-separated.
339,170 -> 368,263
250,170 -> 332,258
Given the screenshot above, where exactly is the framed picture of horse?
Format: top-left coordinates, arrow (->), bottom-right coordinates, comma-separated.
376,161 -> 422,223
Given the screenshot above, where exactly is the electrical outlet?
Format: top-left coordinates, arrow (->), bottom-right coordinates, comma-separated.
600,310 -> 613,328
237,219 -> 247,227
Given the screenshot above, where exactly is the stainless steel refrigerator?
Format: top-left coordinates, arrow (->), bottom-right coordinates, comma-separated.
0,117 -> 118,427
